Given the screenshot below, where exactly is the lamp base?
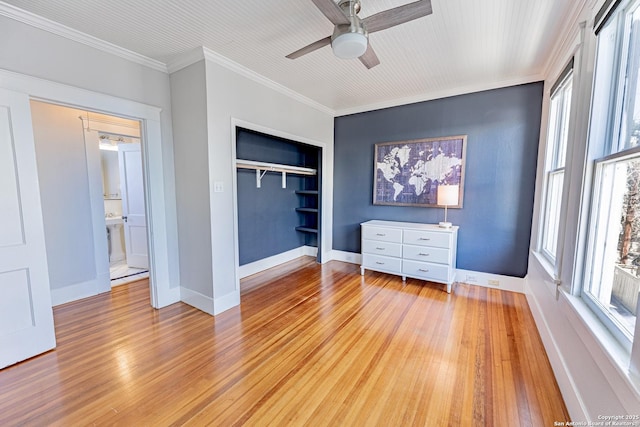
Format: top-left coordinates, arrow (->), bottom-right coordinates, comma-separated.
439,221 -> 452,228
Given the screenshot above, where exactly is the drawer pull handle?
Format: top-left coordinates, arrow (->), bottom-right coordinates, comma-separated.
419,238 -> 431,241
376,261 -> 385,265
419,268 -> 429,272
376,247 -> 385,250
419,253 -> 430,256
376,233 -> 386,236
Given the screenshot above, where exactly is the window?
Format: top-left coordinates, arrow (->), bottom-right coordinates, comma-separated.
540,67 -> 573,263
583,0 -> 640,346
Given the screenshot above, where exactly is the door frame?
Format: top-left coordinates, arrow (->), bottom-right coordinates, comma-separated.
230,118 -> 332,291
0,68 -> 179,308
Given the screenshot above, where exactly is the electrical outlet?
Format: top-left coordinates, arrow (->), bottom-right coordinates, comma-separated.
466,275 -> 477,283
488,279 -> 500,287
214,181 -> 224,193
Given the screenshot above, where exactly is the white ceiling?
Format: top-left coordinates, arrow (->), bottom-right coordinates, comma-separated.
3,0 -> 583,114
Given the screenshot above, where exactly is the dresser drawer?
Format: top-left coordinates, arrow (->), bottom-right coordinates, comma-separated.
362,253 -> 402,274
362,226 -> 402,243
402,260 -> 449,282
362,239 -> 402,258
403,230 -> 451,248
403,245 -> 450,264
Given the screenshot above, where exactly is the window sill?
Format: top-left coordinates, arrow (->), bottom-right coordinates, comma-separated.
559,289 -> 640,404
532,250 -> 556,281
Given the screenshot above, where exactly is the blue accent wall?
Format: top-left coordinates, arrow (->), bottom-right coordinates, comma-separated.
333,83 -> 544,277
236,129 -> 319,265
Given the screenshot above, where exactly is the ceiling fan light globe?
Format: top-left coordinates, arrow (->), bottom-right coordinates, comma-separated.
331,32 -> 367,59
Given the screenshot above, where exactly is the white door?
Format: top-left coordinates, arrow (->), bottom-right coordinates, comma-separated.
118,142 -> 149,269
0,88 -> 56,368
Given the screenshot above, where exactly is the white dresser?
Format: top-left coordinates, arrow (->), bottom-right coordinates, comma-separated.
360,220 -> 458,293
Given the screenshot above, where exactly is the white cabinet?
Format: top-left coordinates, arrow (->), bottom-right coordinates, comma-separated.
360,220 -> 458,293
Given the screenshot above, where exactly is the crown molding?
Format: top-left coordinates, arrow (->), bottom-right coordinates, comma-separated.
166,47 -> 206,75
542,0 -> 590,80
0,1 -> 168,73
334,74 -> 545,117
167,46 -> 335,116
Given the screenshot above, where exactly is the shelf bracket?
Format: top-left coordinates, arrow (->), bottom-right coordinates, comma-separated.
282,171 -> 286,189
256,169 -> 268,188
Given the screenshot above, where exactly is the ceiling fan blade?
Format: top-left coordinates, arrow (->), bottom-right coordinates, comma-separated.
286,36 -> 332,59
363,0 -> 432,33
359,43 -> 380,69
311,0 -> 350,25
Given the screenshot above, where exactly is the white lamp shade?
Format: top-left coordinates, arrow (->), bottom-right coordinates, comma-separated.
332,32 -> 368,59
437,184 -> 459,206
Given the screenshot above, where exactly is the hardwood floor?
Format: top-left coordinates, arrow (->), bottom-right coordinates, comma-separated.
0,258 -> 568,426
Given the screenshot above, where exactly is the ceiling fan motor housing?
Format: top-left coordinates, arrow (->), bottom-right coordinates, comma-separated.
331,0 -> 368,59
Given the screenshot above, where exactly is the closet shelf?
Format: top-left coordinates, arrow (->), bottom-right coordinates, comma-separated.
295,226 -> 319,234
236,159 -> 317,189
236,159 -> 317,175
296,207 -> 318,213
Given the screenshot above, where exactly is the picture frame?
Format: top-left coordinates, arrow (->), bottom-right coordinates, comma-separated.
373,135 -> 466,207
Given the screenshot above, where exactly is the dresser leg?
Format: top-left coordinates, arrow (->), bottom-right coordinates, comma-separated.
402,275 -> 406,282
360,266 -> 365,276
447,283 -> 452,293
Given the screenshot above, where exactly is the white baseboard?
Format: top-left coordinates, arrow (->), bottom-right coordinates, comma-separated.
525,285 -> 588,421
155,285 -> 181,309
455,269 -> 526,294
180,286 -> 214,315
238,246 -> 317,279
51,277 -> 109,306
329,250 -> 362,264
180,286 -> 240,316
214,290 -> 241,315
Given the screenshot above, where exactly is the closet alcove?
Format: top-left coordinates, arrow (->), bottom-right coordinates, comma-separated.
235,128 -> 322,267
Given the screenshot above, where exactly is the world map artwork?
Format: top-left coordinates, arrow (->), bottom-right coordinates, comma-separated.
374,136 -> 465,206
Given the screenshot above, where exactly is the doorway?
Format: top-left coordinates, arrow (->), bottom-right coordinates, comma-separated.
231,119 -> 329,290
30,101 -> 151,303
0,70 -> 179,368
99,133 -> 150,286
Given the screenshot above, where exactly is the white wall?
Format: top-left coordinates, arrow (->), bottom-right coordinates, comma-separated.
205,55 -> 334,304
170,48 -> 334,315
170,61 -> 214,303
30,102 -> 97,293
0,13 -> 181,292
527,0 -> 640,419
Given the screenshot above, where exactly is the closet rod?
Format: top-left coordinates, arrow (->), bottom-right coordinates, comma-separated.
235,159 -> 317,176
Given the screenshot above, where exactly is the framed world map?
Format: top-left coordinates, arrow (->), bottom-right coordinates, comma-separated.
373,135 -> 466,207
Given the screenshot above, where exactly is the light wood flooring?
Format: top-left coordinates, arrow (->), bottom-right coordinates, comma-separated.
0,257 -> 568,426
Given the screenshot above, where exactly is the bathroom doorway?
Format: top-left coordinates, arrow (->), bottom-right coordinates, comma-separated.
30,101 -> 151,304
98,132 -> 149,286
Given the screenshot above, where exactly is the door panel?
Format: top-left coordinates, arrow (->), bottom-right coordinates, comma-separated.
0,88 -> 56,369
118,142 -> 148,269
0,106 -> 25,247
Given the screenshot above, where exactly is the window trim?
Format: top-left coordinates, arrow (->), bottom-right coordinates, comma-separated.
581,148 -> 640,350
539,71 -> 574,266
579,0 -> 640,347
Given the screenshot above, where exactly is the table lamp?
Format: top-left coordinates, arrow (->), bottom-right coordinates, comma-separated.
437,184 -> 459,228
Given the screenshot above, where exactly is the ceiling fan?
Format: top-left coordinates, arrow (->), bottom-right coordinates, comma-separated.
286,0 -> 433,69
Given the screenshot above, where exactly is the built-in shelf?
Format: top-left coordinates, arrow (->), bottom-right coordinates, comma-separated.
295,189 -> 319,237
295,226 -> 318,234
